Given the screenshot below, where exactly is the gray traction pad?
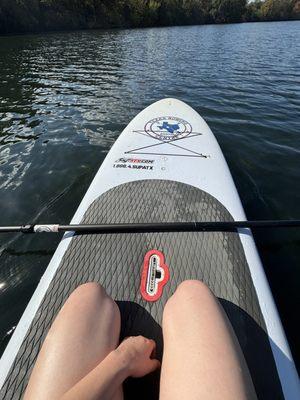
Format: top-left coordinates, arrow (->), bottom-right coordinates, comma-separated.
1,180 -> 282,399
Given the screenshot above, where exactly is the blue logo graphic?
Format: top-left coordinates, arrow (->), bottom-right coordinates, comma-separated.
145,116 -> 192,140
158,122 -> 180,134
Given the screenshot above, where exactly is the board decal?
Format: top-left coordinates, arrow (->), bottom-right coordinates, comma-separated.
140,250 -> 169,302
127,116 -> 209,158
144,116 -> 192,140
113,157 -> 155,171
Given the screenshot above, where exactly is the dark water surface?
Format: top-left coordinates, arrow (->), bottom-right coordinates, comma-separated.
0,21 -> 299,371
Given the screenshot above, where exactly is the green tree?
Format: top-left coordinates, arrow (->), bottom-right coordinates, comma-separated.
260,0 -> 295,20
0,0 -> 299,35
181,0 -> 208,24
158,0 -> 185,25
244,0 -> 262,21
210,0 -> 247,23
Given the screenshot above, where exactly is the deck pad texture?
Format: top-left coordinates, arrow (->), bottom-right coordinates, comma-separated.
0,180 -> 283,399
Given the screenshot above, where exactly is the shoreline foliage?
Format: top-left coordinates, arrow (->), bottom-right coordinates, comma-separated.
0,0 -> 299,34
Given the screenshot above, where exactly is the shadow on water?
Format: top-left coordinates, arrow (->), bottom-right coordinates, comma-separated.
117,300 -> 288,400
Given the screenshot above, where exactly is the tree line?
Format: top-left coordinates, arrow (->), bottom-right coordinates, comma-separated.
0,0 -> 299,34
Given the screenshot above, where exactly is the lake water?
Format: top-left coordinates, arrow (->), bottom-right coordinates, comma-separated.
0,21 -> 299,371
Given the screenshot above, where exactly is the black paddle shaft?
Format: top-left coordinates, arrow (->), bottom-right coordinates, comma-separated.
0,220 -> 299,234
58,220 -> 300,234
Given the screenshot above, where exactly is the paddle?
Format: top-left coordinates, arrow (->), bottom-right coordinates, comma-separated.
0,220 -> 299,234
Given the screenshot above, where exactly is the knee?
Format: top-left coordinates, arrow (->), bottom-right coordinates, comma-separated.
175,280 -> 212,299
163,280 -> 214,319
66,283 -> 120,322
70,282 -> 107,303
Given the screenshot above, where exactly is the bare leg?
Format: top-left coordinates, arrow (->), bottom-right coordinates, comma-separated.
160,280 -> 257,400
24,282 -> 123,400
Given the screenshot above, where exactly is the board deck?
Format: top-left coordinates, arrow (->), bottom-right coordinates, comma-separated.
0,99 -> 299,399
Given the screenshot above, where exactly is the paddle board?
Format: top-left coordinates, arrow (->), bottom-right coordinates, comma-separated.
0,99 -> 299,399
